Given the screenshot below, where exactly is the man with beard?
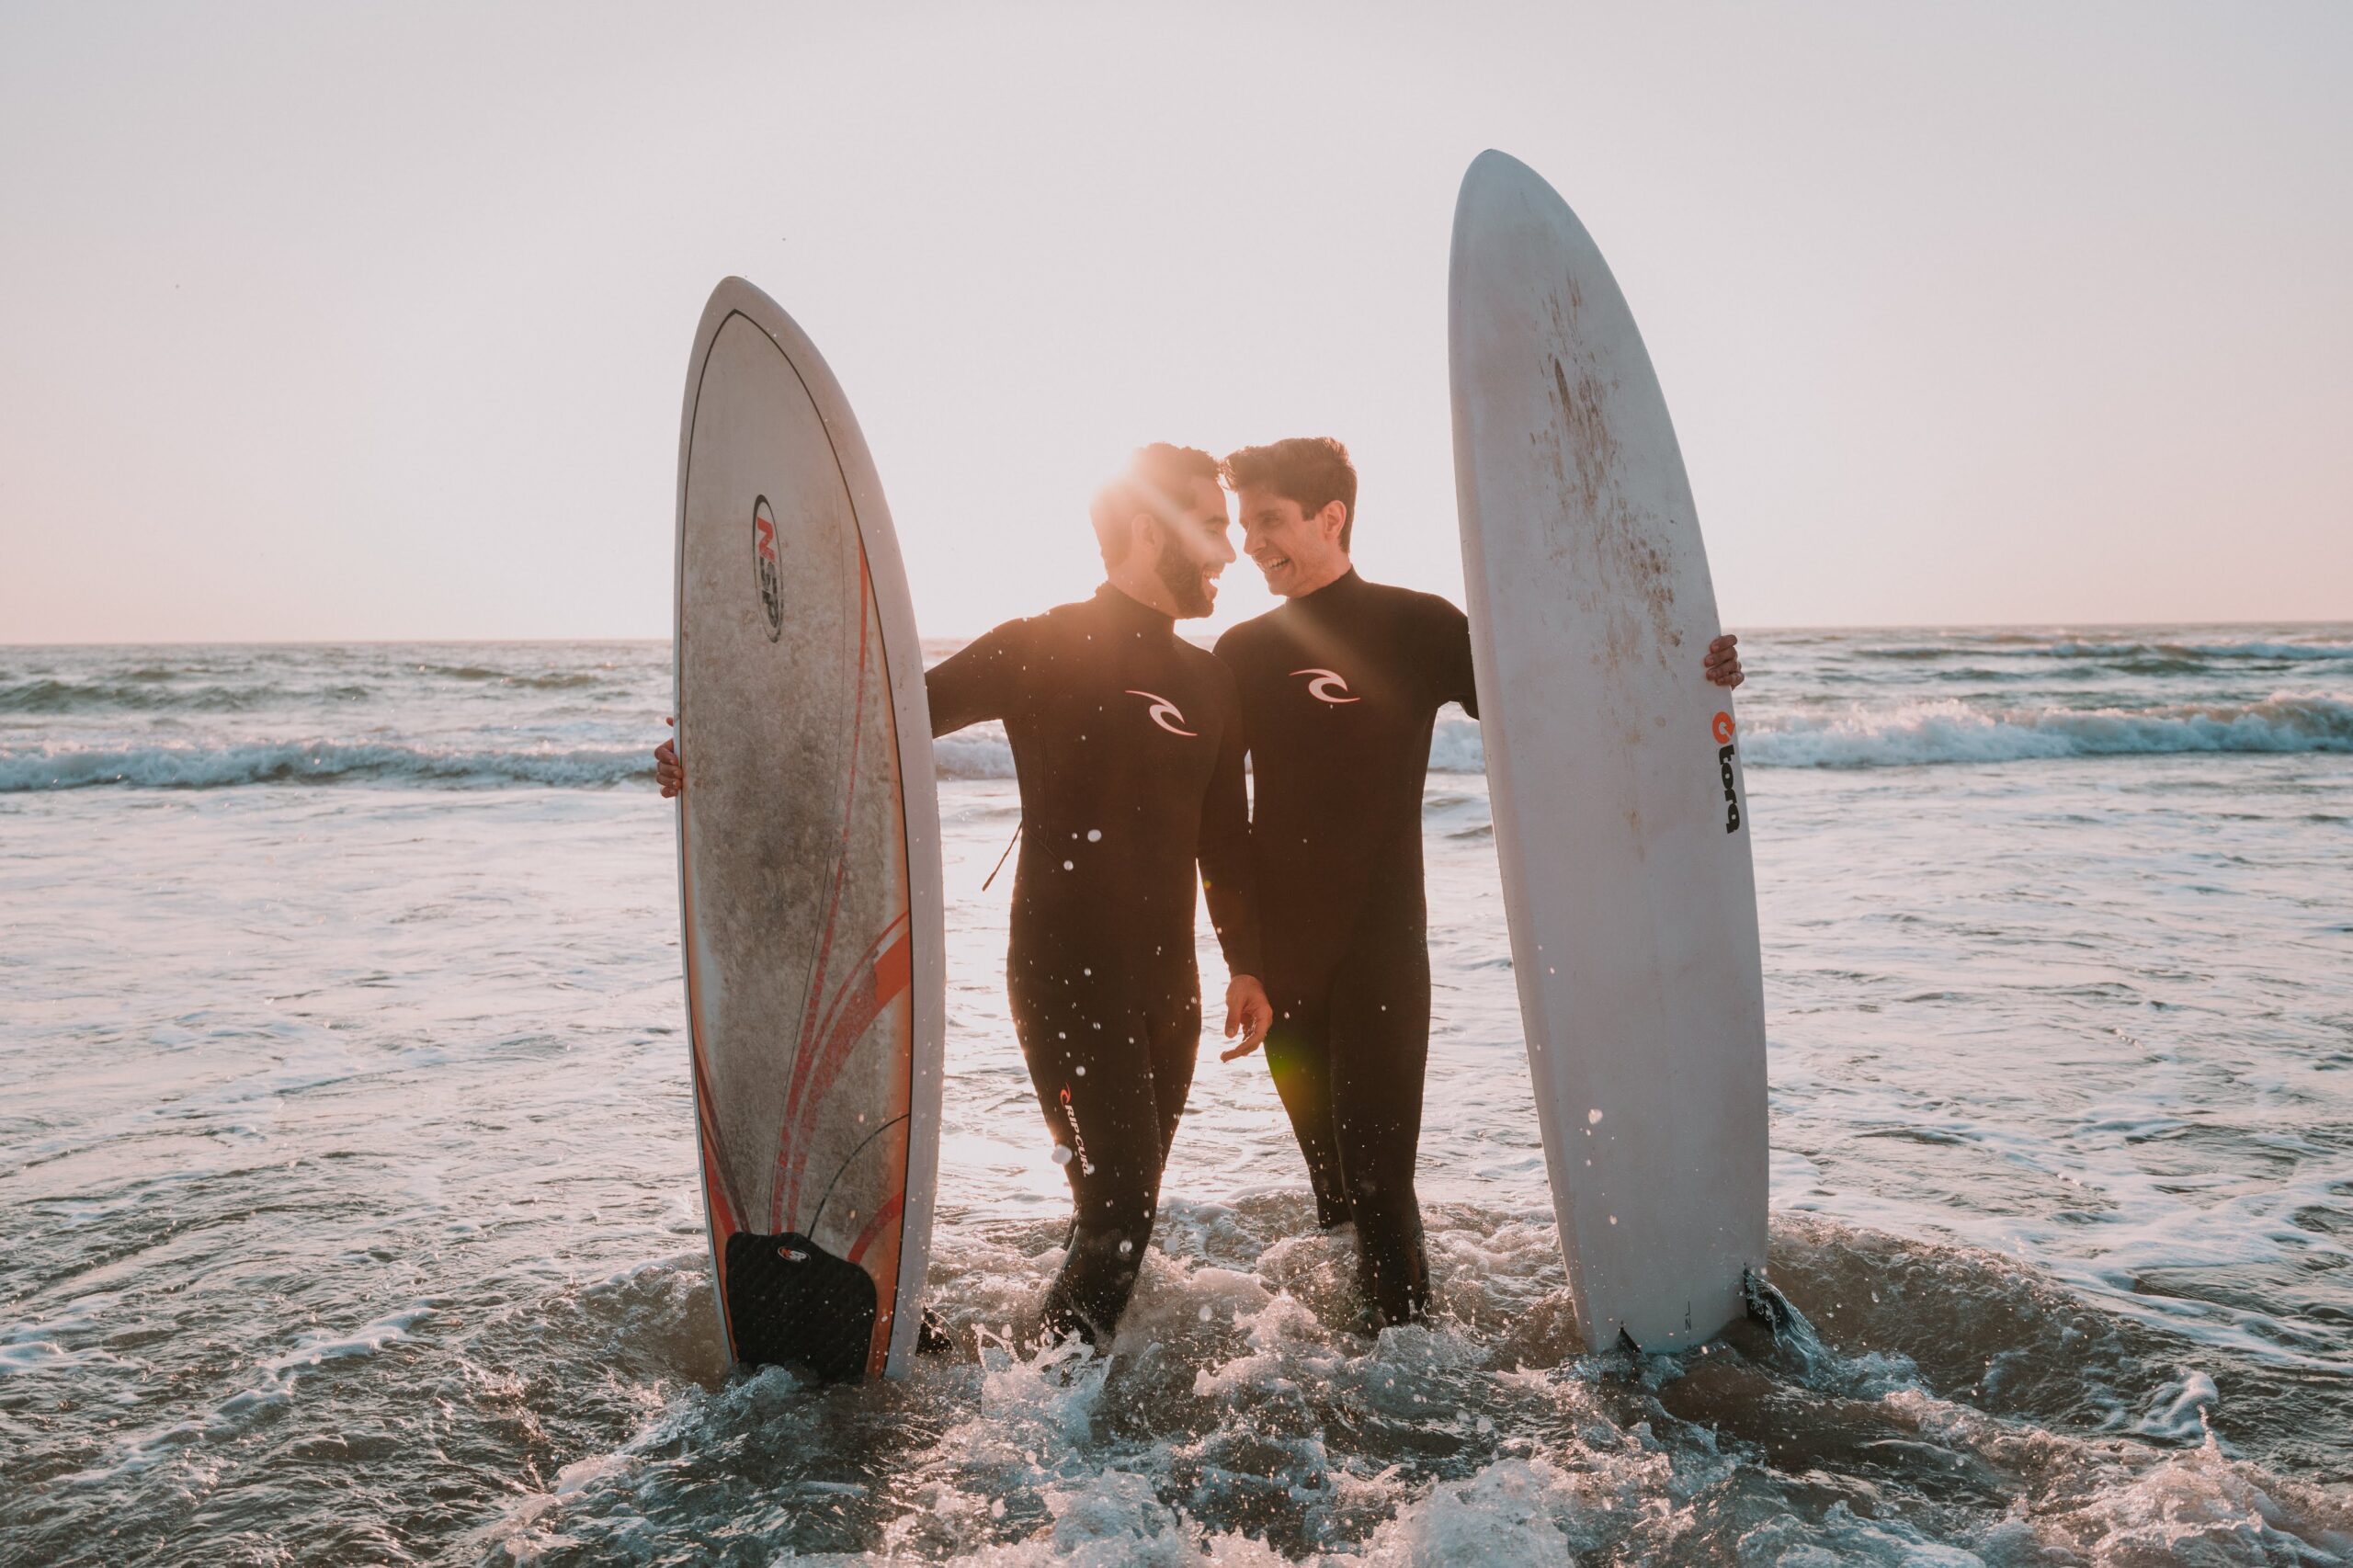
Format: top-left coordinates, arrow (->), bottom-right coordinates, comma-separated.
1212,437 -> 1745,1329
657,443 -> 1272,1346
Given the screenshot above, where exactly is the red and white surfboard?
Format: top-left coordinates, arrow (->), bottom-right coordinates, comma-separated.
673,277 -> 945,1381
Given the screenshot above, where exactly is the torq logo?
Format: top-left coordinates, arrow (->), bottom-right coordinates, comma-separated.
1714,710 -> 1743,834
752,496 -> 783,642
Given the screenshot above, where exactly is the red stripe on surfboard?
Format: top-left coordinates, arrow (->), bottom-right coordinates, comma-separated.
779,911 -> 906,1153
770,552 -> 875,1231
771,914 -> 905,1221
699,1116 -> 739,1350
699,1126 -> 738,1241
847,1191 -> 904,1267
779,926 -> 914,1224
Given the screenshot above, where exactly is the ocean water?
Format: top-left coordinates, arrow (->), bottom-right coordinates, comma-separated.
2,626 -> 2349,1566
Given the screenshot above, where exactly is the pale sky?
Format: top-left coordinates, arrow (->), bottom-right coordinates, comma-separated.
2,2 -> 2347,642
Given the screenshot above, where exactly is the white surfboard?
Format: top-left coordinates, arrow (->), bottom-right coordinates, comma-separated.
673,277 -> 945,1381
1449,152 -> 1769,1353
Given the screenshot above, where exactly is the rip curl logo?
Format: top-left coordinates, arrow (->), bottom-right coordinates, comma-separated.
1056,1086 -> 1096,1175
1290,667 -> 1359,705
752,496 -> 783,642
1124,689 -> 1196,736
1713,710 -> 1742,834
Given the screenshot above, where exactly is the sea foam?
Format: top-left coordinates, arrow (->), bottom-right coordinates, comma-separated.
0,740 -> 655,791
6,692 -> 2349,790
1740,691 -> 2353,768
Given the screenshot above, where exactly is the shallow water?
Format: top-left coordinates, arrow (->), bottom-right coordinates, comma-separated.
3,629 -> 2349,1564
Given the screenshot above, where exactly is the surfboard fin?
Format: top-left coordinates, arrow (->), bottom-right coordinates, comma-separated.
722,1231 -> 879,1383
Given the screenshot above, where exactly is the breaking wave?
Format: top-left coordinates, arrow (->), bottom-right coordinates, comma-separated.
2046,640 -> 2353,663
8,696 -> 2348,791
1852,638 -> 2353,664
1425,694 -> 2353,774
0,665 -> 625,715
1742,692 -> 2353,768
0,740 -> 654,792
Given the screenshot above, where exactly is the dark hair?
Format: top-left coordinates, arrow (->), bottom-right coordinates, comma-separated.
1223,437 -> 1358,551
1088,443 -> 1222,564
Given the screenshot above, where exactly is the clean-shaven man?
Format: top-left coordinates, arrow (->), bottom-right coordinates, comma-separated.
1212,437 -> 1743,1328
659,443 -> 1273,1346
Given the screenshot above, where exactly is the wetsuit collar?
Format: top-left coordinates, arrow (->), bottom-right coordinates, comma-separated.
1290,566 -> 1365,608
1093,582 -> 1176,638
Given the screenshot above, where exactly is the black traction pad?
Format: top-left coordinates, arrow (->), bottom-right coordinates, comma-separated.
722,1231 -> 880,1383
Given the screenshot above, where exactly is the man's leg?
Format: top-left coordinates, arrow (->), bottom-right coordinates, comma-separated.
1261,991 -> 1352,1229
1327,905 -> 1434,1328
1008,958 -> 1165,1346
1143,963 -> 1204,1171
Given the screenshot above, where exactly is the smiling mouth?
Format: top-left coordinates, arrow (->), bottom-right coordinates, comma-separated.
1256,552 -> 1293,574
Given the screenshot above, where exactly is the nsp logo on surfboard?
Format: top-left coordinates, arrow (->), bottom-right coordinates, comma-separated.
752,495 -> 783,642
1713,710 -> 1743,834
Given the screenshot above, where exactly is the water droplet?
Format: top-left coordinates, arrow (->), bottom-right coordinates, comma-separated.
1198,1305 -> 1211,1322
1051,1145 -> 1073,1166
1074,1064 -> 1086,1076
1587,1108 -> 1604,1124
1087,829 -> 1102,841
990,1498 -> 1006,1519
1117,1238 -> 1133,1255
1063,859 -> 1074,870
1608,1215 -> 1619,1225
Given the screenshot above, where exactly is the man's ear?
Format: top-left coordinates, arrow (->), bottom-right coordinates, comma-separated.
1318,500 -> 1348,544
1131,511 -> 1164,558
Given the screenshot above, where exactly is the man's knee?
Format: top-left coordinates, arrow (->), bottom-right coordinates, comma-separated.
1346,1170 -> 1418,1232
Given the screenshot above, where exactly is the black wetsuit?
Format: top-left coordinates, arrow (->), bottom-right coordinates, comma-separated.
1213,570 -> 1476,1325
926,584 -> 1260,1342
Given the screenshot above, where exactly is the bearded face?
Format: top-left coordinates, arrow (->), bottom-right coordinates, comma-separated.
1154,520 -> 1218,617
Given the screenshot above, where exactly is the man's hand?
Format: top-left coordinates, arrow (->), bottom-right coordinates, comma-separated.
1703,633 -> 1745,689
1220,974 -> 1272,1062
654,717 -> 686,798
